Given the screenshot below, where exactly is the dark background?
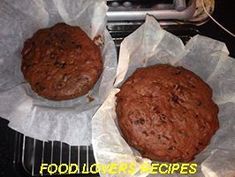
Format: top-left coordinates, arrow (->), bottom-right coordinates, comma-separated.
0,0 -> 234,176
198,0 -> 235,57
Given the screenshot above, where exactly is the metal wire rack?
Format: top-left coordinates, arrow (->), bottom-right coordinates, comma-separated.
20,135 -> 95,176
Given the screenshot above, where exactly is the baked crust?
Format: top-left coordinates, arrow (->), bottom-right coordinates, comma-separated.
116,64 -> 219,162
21,23 -> 103,100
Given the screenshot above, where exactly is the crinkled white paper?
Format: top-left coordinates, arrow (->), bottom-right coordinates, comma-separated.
0,0 -> 117,146
92,16 -> 235,177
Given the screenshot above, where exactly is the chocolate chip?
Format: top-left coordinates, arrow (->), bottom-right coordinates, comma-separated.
178,130 -> 184,134
60,63 -> 66,68
178,130 -> 188,137
75,44 -> 81,49
172,94 -> 179,103
59,48 -> 64,52
50,53 -> 55,59
200,125 -> 206,131
152,81 -> 160,85
198,142 -> 203,146
190,84 -> 196,88
168,146 -> 175,150
22,45 -> 32,56
54,60 -> 66,68
159,114 -> 167,123
162,135 -> 170,140
142,131 -> 149,136
197,100 -> 202,106
174,69 -> 181,75
134,118 -> 145,125
35,82 -> 45,92
56,82 -> 66,89
152,106 -> 160,113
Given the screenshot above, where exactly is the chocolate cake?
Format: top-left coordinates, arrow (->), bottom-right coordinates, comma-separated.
21,23 -> 103,100
116,64 -> 219,162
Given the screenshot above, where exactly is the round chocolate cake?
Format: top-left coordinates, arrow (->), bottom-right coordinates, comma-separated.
21,23 -> 103,100
116,64 -> 219,162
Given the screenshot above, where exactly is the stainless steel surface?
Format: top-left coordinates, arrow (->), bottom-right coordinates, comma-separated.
107,0 -> 196,21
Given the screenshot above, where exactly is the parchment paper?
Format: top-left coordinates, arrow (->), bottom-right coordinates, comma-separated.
0,0 -> 117,146
92,16 -> 235,177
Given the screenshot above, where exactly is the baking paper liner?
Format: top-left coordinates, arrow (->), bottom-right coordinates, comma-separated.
92,16 -> 235,177
0,0 -> 117,146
